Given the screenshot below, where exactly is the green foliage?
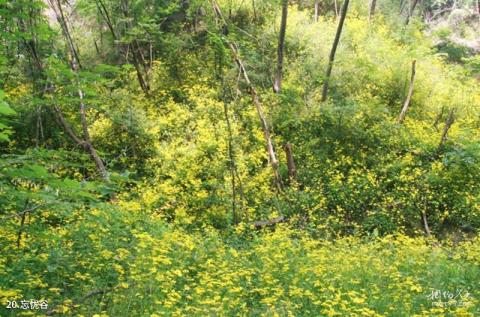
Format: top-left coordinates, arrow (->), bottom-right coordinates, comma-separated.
463,55 -> 480,76
0,149 -> 115,213
0,90 -> 15,142
1,218 -> 480,316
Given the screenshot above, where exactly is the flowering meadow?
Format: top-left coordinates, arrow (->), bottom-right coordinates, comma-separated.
1,206 -> 480,316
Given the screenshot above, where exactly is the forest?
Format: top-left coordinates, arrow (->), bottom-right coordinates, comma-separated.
1,0 -> 480,315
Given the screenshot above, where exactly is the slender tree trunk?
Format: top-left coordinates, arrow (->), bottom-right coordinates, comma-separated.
120,0 -> 150,94
397,60 -> 416,124
149,41 -> 153,69
400,0 -> 405,14
18,10 -> 46,148
53,106 -> 85,145
369,0 -> 377,20
130,44 -> 150,93
273,0 -> 288,93
94,39 -> 100,56
314,1 -> 319,22
284,142 -> 297,181
421,210 -> 431,237
17,200 -> 29,248
225,100 -> 237,225
52,0 -> 82,69
405,0 -> 420,25
95,1 -> 148,91
222,92 -> 240,224
438,108 -> 455,150
96,0 -> 117,40
78,89 -> 108,179
432,105 -> 445,131
334,0 -> 339,17
212,1 -> 283,190
35,105 -> 44,148
321,0 -> 350,102
47,0 -> 109,180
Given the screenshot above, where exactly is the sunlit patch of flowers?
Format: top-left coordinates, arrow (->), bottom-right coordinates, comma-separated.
1,208 -> 479,316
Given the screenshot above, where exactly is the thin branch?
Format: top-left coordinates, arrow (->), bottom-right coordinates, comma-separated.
422,210 -> 432,237
397,60 -> 416,124
211,1 -> 283,191
53,105 -> 86,147
321,0 -> 350,102
438,108 -> 456,150
405,0 -> 420,25
16,200 -> 36,248
251,216 -> 286,228
1,203 -> 46,221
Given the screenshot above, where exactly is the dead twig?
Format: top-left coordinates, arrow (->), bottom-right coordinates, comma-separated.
251,216 -> 286,229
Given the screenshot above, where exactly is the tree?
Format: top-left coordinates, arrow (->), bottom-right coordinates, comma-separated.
284,142 -> 296,181
438,108 -> 455,150
88,0 -> 187,94
405,0 -> 420,25
369,0 -> 377,20
212,1 -> 283,190
321,0 -> 350,102
47,0 -> 109,180
273,0 -> 288,93
397,60 -> 416,124
119,0 -> 150,94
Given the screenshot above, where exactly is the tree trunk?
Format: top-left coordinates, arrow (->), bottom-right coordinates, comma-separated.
284,142 -> 297,181
78,89 -> 109,179
397,60 -> 416,124
220,81 -> 242,224
369,0 -> 377,20
405,0 -> 420,25
47,0 -> 109,180
17,9 -> 46,148
94,39 -> 100,56
130,44 -> 150,93
52,0 -> 82,69
17,200 -> 29,248
53,106 -> 85,146
421,210 -> 431,237
35,105 -> 44,148
438,108 -> 455,150
432,106 -> 445,131
321,0 -> 350,102
120,0 -> 150,94
314,1 -> 319,22
273,0 -> 288,93
212,1 -> 283,191
96,0 -> 117,40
